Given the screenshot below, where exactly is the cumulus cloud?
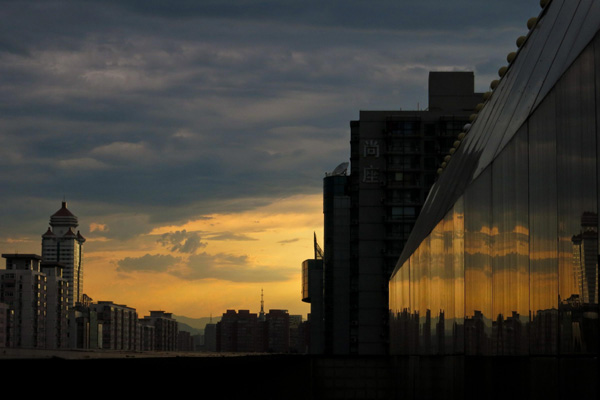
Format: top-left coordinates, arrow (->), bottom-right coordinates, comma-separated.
175,252 -> 294,282
89,223 -> 108,232
157,230 -> 206,254
116,253 -> 181,272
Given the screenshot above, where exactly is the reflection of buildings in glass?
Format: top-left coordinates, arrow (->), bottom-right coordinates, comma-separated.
389,0 -> 600,357
492,311 -> 526,356
423,309 -> 431,354
562,212 -> 599,354
530,307 -> 558,355
391,306 -> 465,356
435,309 -> 445,355
559,298 -> 584,354
558,293 -> 600,354
464,310 -> 489,356
571,212 -> 598,305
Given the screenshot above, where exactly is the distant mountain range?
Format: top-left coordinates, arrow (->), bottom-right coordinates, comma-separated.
173,315 -> 221,336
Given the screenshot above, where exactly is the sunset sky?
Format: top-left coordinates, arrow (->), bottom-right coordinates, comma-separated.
0,0 -> 542,319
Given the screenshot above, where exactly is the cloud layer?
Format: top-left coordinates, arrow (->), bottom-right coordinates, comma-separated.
1,1 -> 543,291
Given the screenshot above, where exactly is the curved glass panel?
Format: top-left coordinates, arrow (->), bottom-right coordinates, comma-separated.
390,27 -> 599,356
464,169 -> 493,355
528,93 -> 559,355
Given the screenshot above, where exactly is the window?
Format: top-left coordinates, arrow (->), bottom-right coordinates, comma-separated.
391,207 -> 416,219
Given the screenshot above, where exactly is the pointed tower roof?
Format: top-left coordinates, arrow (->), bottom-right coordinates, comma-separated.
77,230 -> 86,243
42,227 -> 55,237
63,227 -> 77,237
52,201 -> 75,217
50,201 -> 78,228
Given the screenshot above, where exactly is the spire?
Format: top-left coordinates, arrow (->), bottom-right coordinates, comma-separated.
259,288 -> 265,321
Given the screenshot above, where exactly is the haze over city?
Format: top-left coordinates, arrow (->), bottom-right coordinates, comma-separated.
0,1 -> 542,319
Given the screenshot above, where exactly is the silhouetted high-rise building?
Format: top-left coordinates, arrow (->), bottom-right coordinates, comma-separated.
0,254 -> 47,348
323,72 -> 481,355
204,321 -> 217,352
0,302 -> 10,348
322,163 -> 351,354
40,260 -> 69,349
91,301 -> 140,351
141,310 -> 178,351
41,201 -> 86,308
266,309 -> 290,353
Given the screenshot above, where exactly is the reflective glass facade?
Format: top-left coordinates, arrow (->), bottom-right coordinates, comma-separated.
390,0 -> 600,357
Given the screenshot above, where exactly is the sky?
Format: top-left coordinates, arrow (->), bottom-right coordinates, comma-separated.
0,0 -> 543,319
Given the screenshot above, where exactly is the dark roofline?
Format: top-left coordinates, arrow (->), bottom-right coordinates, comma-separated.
2,254 -> 43,260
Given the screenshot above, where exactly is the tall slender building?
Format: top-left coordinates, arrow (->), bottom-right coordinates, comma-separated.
41,201 -> 86,307
322,72 -> 481,355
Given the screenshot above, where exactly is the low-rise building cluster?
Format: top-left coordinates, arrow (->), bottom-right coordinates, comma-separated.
0,252 -> 179,352
203,308 -> 309,353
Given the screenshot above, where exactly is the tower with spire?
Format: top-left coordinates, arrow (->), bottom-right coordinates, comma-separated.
41,201 -> 86,308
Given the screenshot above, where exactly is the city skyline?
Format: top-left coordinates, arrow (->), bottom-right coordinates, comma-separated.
0,1 -> 542,319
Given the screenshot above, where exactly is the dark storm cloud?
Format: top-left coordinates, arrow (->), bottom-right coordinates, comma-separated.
84,0 -> 540,33
0,0 -> 543,240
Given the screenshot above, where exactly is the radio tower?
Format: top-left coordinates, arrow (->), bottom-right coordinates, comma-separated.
259,288 -> 266,321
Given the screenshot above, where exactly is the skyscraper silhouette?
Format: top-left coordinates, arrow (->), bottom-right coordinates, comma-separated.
41,201 -> 86,307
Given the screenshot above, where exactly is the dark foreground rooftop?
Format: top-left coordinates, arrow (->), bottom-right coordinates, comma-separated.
1,350 -> 596,400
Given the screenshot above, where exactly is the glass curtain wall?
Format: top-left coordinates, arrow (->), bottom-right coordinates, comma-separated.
390,40 -> 599,356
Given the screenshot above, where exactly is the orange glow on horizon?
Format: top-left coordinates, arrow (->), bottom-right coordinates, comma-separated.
83,194 -> 323,319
